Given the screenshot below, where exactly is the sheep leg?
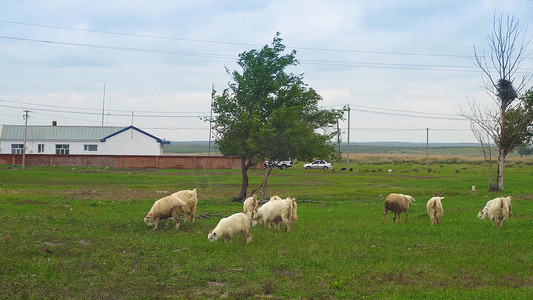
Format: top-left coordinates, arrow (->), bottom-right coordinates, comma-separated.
171,209 -> 181,230
285,220 -> 291,232
153,218 -> 160,230
164,219 -> 170,228
190,203 -> 197,223
243,229 -> 252,245
404,212 -> 408,223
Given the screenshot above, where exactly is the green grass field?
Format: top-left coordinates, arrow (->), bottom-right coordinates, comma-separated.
1,160 -> 533,299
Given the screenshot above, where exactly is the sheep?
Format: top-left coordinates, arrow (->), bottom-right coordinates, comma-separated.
383,193 -> 415,223
477,196 -> 512,229
171,188 -> 198,223
208,212 -> 252,245
144,195 -> 190,230
426,196 -> 444,225
252,197 -> 297,231
268,195 -> 282,202
243,194 -> 258,219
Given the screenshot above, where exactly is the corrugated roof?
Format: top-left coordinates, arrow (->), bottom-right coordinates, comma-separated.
0,125 -> 125,141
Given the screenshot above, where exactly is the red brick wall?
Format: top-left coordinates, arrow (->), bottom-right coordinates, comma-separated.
0,154 -> 252,170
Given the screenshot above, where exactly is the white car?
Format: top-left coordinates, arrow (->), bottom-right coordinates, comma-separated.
264,159 -> 293,170
303,160 -> 332,170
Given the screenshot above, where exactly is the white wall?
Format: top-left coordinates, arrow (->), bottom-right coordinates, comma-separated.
0,128 -> 163,155
98,128 -> 163,155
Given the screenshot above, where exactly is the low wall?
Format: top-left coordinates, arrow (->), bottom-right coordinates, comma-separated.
0,154 -> 250,170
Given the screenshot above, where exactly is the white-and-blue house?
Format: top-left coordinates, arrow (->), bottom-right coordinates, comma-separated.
0,124 -> 170,155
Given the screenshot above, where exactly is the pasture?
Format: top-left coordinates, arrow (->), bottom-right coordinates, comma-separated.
1,158 -> 533,299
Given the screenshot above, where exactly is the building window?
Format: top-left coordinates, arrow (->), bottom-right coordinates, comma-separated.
11,144 -> 24,154
55,144 -> 69,155
38,144 -> 45,153
84,144 -> 98,152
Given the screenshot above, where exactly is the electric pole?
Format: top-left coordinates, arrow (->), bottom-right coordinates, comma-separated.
344,104 -> 351,169
337,120 -> 341,170
208,84 -> 214,156
101,84 -> 106,126
426,128 -> 429,167
22,110 -> 30,170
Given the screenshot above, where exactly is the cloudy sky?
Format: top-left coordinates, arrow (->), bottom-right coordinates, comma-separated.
1,0 -> 532,143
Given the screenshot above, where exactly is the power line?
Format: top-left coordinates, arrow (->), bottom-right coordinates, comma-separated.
0,34 -> 508,73
0,35 -> 237,60
0,99 -> 209,114
0,19 -> 474,59
0,103 -> 206,118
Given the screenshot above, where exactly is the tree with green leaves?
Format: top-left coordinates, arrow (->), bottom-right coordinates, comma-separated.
210,33 -> 342,200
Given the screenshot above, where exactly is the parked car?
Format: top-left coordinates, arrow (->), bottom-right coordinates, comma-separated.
264,159 -> 293,170
303,160 -> 332,170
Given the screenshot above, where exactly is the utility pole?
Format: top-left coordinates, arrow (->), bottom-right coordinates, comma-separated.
208,84 -> 214,156
101,84 -> 106,126
337,120 -> 341,169
344,104 -> 351,169
22,110 -> 30,170
426,128 -> 429,167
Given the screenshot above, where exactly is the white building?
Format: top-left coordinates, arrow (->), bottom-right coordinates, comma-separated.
0,124 -> 170,155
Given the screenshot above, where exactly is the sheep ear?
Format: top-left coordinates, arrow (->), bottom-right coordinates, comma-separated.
145,212 -> 149,216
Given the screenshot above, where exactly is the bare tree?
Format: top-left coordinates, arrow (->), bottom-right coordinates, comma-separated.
465,14 -> 531,191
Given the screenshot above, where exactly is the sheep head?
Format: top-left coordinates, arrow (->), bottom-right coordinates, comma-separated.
144,213 -> 155,227
207,229 -> 218,243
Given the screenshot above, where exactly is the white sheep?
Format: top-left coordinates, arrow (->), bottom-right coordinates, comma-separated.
426,196 -> 444,225
243,194 -> 258,219
477,196 -> 512,228
144,195 -> 190,230
171,188 -> 198,223
383,193 -> 415,223
268,195 -> 282,202
208,212 -> 252,245
252,197 -> 297,231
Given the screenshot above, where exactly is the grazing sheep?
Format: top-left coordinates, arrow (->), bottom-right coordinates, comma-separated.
208,213 -> 252,245
383,193 -> 415,223
426,196 -> 444,225
252,197 -> 297,231
171,188 -> 198,223
144,195 -> 189,230
477,196 -> 512,229
268,195 -> 282,202
243,194 -> 258,219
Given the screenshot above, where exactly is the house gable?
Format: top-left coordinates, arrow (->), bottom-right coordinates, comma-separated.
100,125 -> 170,145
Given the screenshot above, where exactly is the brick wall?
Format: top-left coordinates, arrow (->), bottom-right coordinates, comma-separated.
0,154 -> 252,170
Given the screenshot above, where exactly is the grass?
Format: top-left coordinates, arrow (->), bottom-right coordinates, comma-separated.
1,159 -> 533,299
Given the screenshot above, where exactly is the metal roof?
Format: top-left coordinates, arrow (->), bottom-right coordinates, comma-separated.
1,125 -> 133,141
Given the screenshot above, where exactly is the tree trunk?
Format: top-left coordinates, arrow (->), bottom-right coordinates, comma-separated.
261,167 -> 274,200
496,148 -> 505,191
235,157 -> 250,201
251,166 -> 274,200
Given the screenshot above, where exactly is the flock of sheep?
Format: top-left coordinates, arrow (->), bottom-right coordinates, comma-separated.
143,189 -> 513,245
383,193 -> 513,229
143,190 -> 298,245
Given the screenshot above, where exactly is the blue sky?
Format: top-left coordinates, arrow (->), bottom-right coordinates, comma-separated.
1,0 -> 532,143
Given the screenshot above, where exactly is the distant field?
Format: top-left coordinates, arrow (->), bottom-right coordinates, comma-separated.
2,160 -> 533,298
164,141 -> 524,158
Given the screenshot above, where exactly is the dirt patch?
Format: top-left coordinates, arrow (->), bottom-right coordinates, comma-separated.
14,199 -> 48,205
58,190 -> 159,201
207,281 -> 227,287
